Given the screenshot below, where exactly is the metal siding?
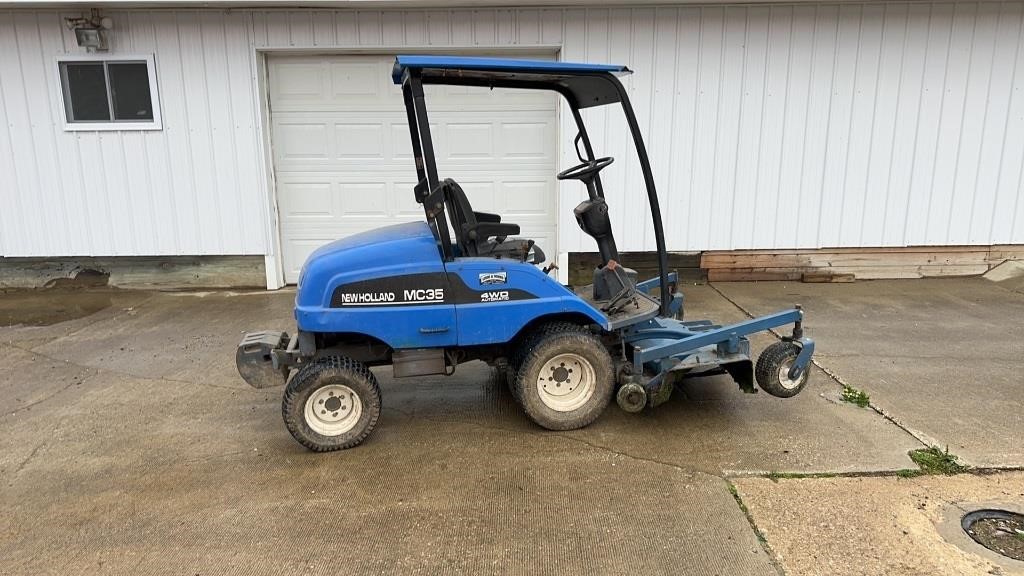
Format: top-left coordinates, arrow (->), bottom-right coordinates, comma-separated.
2,3 -> 1024,258
0,8 -> 266,257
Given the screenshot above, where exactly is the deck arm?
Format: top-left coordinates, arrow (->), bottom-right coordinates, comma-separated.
626,308 -> 804,368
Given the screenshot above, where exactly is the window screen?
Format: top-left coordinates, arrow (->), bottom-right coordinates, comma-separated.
59,59 -> 158,126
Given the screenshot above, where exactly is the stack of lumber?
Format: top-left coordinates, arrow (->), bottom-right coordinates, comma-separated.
701,245 -> 1024,282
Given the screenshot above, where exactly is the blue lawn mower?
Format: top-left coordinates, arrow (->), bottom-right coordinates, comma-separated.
237,55 -> 815,452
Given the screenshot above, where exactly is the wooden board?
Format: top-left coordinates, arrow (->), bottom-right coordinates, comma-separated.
701,245 -> 1021,282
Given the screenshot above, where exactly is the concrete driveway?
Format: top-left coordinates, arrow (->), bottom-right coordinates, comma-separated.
1,277 -> 1021,575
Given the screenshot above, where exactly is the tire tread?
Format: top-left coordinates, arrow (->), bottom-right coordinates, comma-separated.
282,355 -> 382,452
513,325 -> 613,430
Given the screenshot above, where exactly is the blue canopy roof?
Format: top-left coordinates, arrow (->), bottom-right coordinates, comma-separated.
392,55 -> 632,108
391,55 -> 630,83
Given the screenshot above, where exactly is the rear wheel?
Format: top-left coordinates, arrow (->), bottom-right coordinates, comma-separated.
514,325 -> 614,430
282,356 -> 382,451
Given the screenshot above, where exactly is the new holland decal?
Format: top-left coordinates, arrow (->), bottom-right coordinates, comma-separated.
478,272 -> 507,285
335,288 -> 445,307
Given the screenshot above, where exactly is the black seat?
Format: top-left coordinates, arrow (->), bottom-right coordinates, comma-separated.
443,179 -> 520,256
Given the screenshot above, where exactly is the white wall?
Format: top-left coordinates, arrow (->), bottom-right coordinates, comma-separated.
0,10 -> 268,257
1,2 -> 1023,261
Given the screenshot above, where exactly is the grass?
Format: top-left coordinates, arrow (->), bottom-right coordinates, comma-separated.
907,446 -> 969,476
840,384 -> 871,408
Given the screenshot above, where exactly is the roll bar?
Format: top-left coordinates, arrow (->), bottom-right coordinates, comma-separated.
398,64 -> 671,317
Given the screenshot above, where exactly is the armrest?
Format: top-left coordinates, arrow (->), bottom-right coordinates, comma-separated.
465,222 -> 520,240
473,211 -> 501,223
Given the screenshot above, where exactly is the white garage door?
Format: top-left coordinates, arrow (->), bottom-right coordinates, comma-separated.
268,55 -> 559,283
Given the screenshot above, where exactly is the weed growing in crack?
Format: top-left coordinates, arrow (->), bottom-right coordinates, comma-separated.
908,446 -> 969,475
841,385 -> 870,408
726,481 -> 767,544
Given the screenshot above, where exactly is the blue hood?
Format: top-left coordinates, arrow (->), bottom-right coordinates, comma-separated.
297,222 -> 443,308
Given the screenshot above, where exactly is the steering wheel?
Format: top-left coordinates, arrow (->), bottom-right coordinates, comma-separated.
556,156 -> 615,181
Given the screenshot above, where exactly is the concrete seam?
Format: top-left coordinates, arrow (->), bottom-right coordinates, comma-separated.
549,433 -> 693,474
2,374 -> 92,417
726,478 -> 787,576
13,441 -> 46,475
707,282 -> 933,450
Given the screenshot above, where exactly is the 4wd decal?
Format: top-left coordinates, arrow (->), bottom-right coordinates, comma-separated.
478,272 -> 507,285
480,291 -> 510,302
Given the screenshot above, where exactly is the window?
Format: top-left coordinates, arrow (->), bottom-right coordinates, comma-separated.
58,55 -> 161,130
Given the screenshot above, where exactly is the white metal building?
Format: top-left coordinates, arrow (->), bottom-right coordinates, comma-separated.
2,1 -> 1023,287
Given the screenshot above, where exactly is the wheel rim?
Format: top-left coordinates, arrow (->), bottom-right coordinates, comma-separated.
536,353 -> 596,412
304,384 -> 362,436
777,359 -> 806,390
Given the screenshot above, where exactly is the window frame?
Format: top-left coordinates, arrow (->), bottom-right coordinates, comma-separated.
56,54 -> 162,131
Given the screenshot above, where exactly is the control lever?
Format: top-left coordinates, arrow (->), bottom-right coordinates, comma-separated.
601,262 -> 638,315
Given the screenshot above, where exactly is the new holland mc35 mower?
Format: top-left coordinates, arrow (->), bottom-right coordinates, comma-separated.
237,56 -> 815,452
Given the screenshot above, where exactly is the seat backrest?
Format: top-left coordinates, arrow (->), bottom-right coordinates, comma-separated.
444,179 -> 480,256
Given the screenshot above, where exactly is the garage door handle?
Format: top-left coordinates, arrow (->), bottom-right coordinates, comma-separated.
419,326 -> 450,334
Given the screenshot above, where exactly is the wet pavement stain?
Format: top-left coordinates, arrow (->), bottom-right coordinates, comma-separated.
0,288 -> 121,327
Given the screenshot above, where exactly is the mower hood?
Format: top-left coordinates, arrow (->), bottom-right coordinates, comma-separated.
297,222 -> 443,308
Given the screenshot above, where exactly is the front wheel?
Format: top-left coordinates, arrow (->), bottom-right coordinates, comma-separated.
514,325 -> 614,430
755,341 -> 810,398
282,356 -> 382,451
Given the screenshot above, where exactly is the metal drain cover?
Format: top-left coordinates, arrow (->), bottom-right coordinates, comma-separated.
962,509 -> 1024,561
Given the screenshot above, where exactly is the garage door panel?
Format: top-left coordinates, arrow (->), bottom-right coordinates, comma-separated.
501,121 -> 555,159
328,61 -> 380,96
446,123 -> 495,159
271,63 -> 325,101
337,182 -> 389,217
392,185 -> 427,218
334,123 -> 386,158
502,180 -> 552,216
277,182 -> 336,220
275,123 -> 330,160
271,54 -> 558,283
